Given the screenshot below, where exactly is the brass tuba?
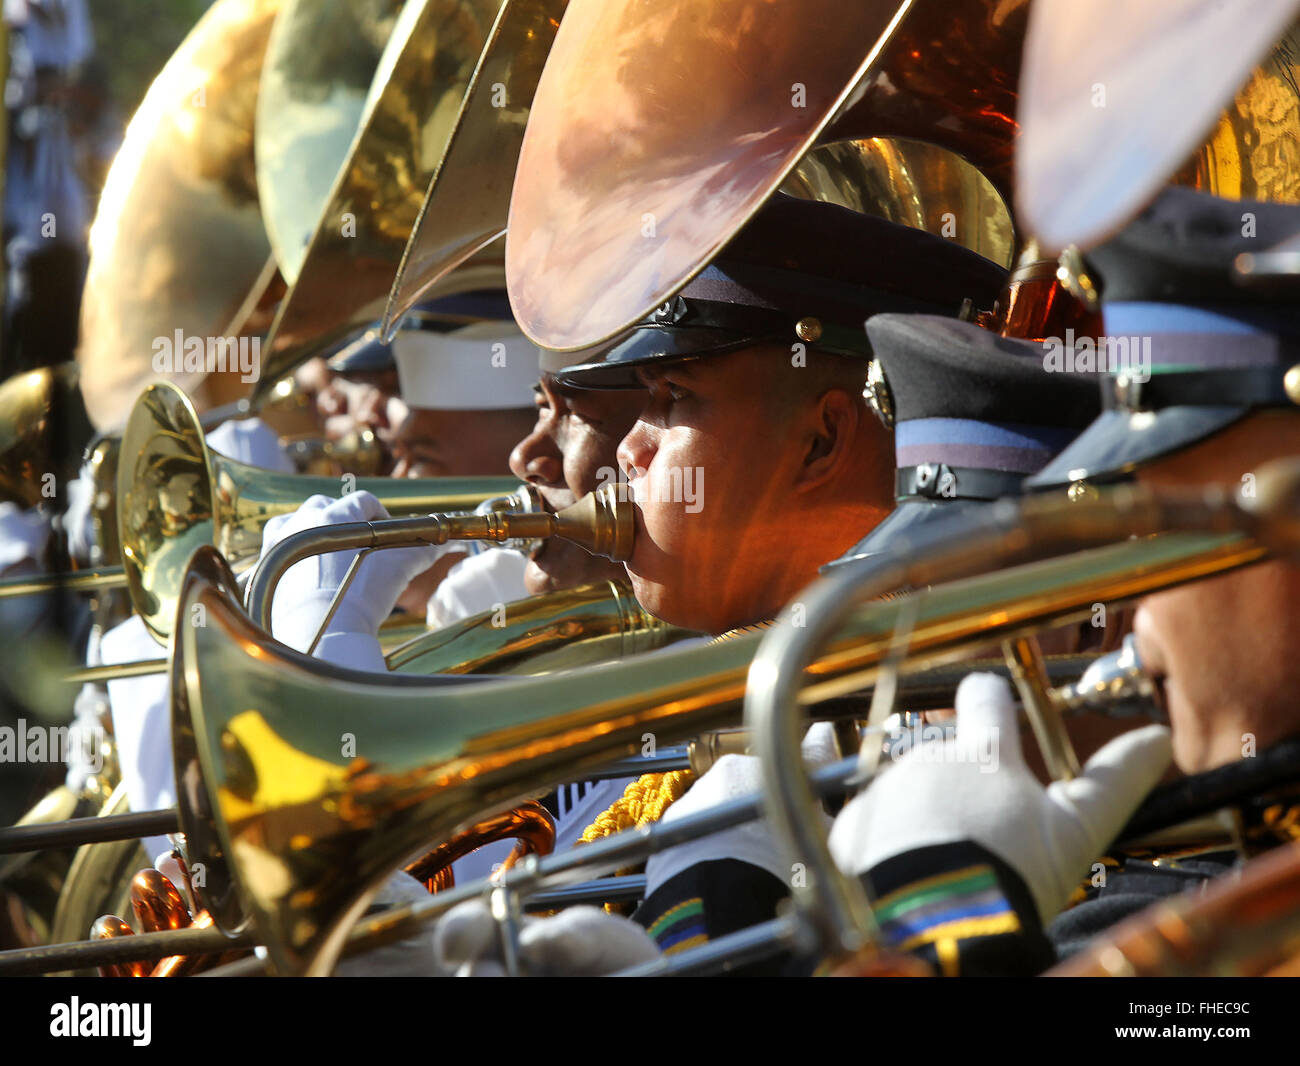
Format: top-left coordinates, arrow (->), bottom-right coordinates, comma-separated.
75,0 -> 284,433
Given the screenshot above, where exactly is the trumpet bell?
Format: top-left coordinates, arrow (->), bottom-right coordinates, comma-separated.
117,381 -> 518,643
173,546 -> 705,973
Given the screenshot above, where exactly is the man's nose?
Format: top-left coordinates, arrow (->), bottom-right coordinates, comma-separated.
617,420 -> 657,482
510,425 -> 563,485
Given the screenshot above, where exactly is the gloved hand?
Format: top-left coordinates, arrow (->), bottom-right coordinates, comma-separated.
828,672 -> 1172,926
62,466 -> 98,563
433,900 -> 661,976
426,548 -> 529,628
260,491 -> 444,671
644,722 -> 840,896
0,501 -> 50,575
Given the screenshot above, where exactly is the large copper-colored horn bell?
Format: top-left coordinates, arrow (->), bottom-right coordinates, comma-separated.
506,0 -> 1031,352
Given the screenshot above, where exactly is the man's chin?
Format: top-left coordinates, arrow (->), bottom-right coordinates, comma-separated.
627,572 -> 702,631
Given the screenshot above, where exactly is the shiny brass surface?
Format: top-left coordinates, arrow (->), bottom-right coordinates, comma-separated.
1019,3 -> 1300,251
507,0 -> 1029,350
0,365 -> 91,507
174,495 -> 1266,973
128,870 -> 192,934
781,138 -> 1014,269
385,0 -> 565,332
256,0 -> 405,285
386,579 -> 691,675
973,241 -> 1104,343
1172,28 -> 1300,206
76,0 -> 282,432
404,801 -> 555,892
257,0 -> 507,396
118,381 -> 518,643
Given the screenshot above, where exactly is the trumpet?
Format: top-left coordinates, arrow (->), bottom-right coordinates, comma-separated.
244,482 -> 631,633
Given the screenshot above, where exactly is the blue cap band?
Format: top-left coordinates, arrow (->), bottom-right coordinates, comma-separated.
895,417 -> 1079,474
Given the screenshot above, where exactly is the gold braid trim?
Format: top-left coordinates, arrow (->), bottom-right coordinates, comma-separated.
579,770 -> 695,844
577,770 -> 694,913
576,619 -> 780,911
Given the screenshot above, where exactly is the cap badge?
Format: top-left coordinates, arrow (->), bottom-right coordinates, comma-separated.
863,358 -> 895,429
794,316 -> 823,343
652,295 -> 689,325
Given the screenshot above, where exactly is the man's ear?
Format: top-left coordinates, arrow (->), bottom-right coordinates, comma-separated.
795,388 -> 860,492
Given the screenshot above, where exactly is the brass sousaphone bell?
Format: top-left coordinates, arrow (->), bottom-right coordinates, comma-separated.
507,0 -> 1300,352
254,0 -> 510,397
506,0 -> 1032,352
75,0 -> 284,433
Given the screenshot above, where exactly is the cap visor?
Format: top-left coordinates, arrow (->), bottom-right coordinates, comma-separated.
821,498 -> 992,573
554,325 -> 765,389
1024,406 -> 1247,489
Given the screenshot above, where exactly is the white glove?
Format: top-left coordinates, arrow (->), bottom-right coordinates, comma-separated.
0,501 -> 50,575
62,466 -> 98,562
426,548 -> 529,628
644,722 -> 839,896
433,900 -> 661,976
205,417 -> 294,474
828,673 -> 1172,926
261,491 -> 443,672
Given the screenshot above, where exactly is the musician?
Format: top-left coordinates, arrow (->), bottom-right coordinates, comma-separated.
551,193 -> 1006,635
534,194 -> 1013,967
423,252 -> 1123,976
827,187 -> 1300,975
